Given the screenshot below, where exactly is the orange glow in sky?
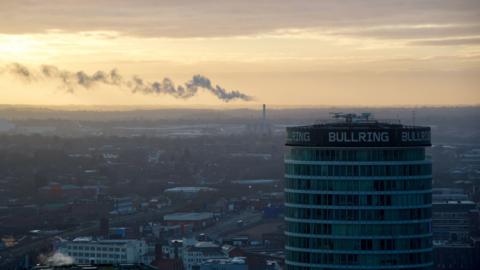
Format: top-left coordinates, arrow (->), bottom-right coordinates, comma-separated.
0,1 -> 479,106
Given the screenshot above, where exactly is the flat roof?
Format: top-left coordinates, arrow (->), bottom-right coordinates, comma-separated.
231,179 -> 277,185
432,200 -> 475,205
297,121 -> 406,129
164,187 -> 216,193
70,237 -> 139,246
164,212 -> 214,221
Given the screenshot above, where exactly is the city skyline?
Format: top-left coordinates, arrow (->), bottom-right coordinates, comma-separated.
1,2 -> 479,269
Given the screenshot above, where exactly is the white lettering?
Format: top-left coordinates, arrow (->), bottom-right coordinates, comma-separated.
381,132 -> 389,142
328,131 -> 389,143
401,131 -> 430,142
290,131 -> 311,142
329,132 -> 336,142
366,132 -> 373,141
358,132 -> 366,142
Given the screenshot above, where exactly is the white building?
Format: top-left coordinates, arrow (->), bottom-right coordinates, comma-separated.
198,257 -> 248,270
57,237 -> 153,264
183,242 -> 228,270
161,239 -> 233,270
162,239 -> 186,259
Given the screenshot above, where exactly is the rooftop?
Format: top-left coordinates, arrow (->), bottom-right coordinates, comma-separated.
32,263 -> 157,270
68,237 -> 140,246
296,121 -> 422,130
292,112 -> 429,130
231,179 -> 277,185
164,187 -> 217,193
194,242 -> 219,248
286,113 -> 431,147
164,212 -> 214,221
433,240 -> 476,248
201,257 -> 247,265
432,200 -> 476,205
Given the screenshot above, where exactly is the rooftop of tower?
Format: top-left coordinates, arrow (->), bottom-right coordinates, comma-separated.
286,113 -> 431,147
306,112 -> 424,130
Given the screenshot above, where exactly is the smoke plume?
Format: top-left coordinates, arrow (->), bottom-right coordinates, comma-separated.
1,63 -> 253,102
38,252 -> 74,266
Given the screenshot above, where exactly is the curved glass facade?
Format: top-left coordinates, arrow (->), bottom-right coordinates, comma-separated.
285,123 -> 432,270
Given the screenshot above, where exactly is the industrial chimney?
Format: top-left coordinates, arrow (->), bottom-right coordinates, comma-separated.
262,104 -> 266,122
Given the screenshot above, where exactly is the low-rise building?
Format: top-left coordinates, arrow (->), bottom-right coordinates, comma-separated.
161,239 -> 241,270
57,237 -> 153,264
164,212 -> 215,231
433,188 -> 469,202
223,236 -> 249,247
111,197 -> 135,215
183,242 -> 228,270
197,257 -> 248,270
432,200 -> 476,241
144,223 -> 193,239
433,238 -> 480,270
162,239 -> 185,259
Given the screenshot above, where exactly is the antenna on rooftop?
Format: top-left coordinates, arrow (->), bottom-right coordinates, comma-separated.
412,110 -> 416,126
330,112 -> 373,123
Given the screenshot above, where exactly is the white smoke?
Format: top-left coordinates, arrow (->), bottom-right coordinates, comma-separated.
38,251 -> 75,266
1,63 -> 253,102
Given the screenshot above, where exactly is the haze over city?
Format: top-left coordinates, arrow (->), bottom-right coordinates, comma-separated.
1,2 -> 480,270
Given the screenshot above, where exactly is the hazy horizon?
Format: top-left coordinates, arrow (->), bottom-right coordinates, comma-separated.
1,2 -> 480,269
1,103 -> 480,111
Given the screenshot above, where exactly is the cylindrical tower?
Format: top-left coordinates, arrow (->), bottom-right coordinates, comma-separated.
284,115 -> 432,269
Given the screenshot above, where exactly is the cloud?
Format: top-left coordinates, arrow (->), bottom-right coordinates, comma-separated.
0,0 -> 479,39
409,37 -> 480,46
329,24 -> 480,40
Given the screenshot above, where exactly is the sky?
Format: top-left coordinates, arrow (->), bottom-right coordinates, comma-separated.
0,0 -> 479,107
